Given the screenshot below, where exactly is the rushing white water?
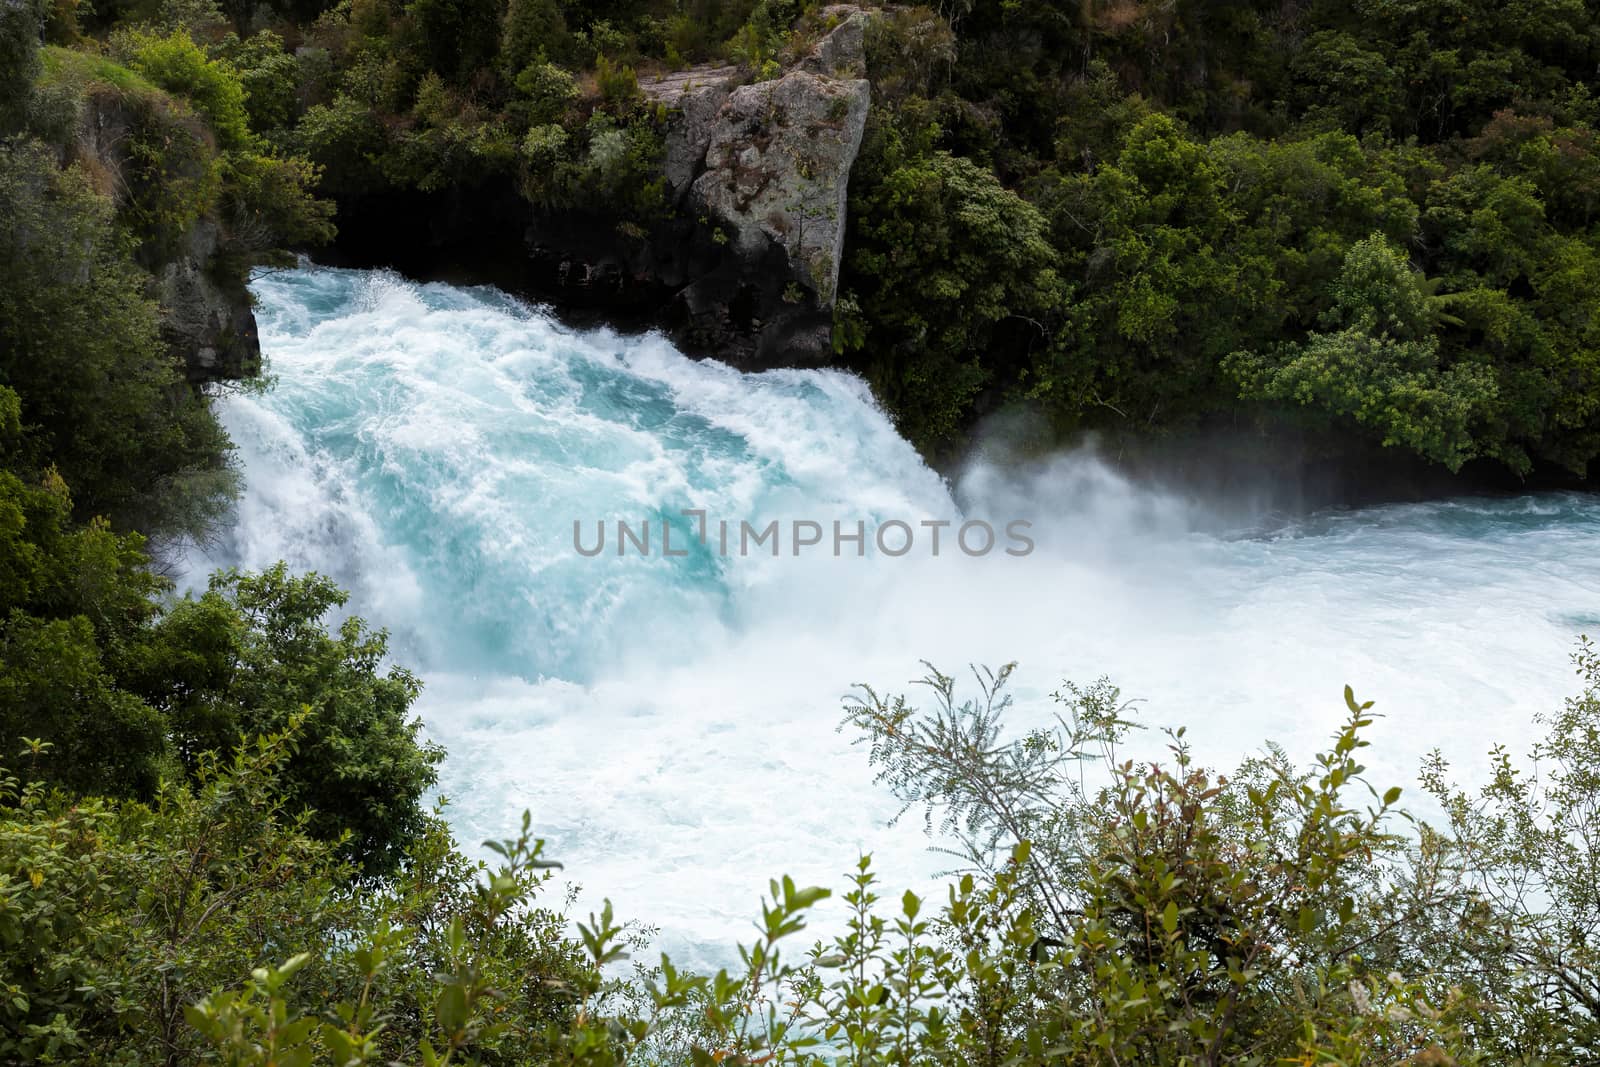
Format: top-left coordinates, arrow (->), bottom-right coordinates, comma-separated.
184,265 -> 1600,967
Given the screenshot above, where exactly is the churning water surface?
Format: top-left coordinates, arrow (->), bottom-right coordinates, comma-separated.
182,265 -> 1600,965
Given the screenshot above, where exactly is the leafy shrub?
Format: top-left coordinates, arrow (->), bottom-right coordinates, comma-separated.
594,53 -> 641,112
221,148 -> 338,260
118,28 -> 253,151
0,723 -> 594,1064
179,647 -> 1600,1066
581,112 -> 665,216
511,59 -> 579,126
1226,235 -> 1500,472
0,731 -> 354,1063
212,30 -> 301,134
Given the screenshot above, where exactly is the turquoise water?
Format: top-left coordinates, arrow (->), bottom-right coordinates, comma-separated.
184,265 -> 1600,965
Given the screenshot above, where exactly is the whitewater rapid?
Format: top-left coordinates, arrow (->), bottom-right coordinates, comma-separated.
184,265 -> 1600,965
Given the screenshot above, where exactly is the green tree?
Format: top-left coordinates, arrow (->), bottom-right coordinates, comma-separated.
213,30 -> 302,134
1226,234 -> 1499,471
509,58 -> 578,126
0,140 -> 237,536
843,147 -> 1065,451
407,0 -> 507,85
133,565 -> 442,874
501,0 -> 569,75
0,0 -> 49,133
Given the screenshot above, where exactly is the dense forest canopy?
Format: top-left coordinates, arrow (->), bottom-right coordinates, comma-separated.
4,0 -> 1600,1060
14,0 -> 1600,473
23,0 -> 1600,474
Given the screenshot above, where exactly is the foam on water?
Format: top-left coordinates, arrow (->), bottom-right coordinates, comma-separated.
183,265 -> 1600,967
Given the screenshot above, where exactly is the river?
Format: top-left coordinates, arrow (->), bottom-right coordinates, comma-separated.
180,265 -> 1600,966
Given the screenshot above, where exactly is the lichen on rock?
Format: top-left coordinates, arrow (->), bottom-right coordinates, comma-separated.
626,7 -> 874,364
691,67 -> 869,307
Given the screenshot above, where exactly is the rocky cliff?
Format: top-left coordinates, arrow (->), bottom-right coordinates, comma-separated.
524,7 -> 873,366
69,87 -> 260,384
145,215 -> 260,384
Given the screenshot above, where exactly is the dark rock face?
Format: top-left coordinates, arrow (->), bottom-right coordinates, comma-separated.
150,218 -> 260,383
522,204 -> 827,365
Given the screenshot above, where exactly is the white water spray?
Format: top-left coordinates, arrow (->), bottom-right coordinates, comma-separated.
183,265 -> 1600,966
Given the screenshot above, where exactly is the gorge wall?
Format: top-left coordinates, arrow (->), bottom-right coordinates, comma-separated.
327,7 -> 875,370
619,6 -> 870,364
68,86 -> 260,385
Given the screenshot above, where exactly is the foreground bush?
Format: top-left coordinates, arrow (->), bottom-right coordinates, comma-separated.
0,726 -> 585,1064
0,438 -> 442,874
6,646 -> 1556,1064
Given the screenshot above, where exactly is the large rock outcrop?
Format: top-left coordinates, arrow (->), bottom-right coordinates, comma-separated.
149,217 -> 260,383
523,8 -> 874,366
688,66 -> 868,332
